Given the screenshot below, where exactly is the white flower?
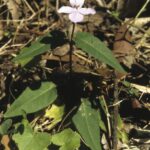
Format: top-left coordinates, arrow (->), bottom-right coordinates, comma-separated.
58,0 -> 96,23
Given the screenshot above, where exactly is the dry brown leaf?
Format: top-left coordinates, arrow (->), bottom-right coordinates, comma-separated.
53,44 -> 70,57
133,17 -> 150,27
131,99 -> 142,109
113,23 -> 136,68
2,0 -> 22,22
1,135 -> 10,150
42,53 -> 87,65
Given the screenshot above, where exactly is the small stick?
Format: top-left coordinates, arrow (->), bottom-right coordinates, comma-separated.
112,72 -> 119,150
56,0 -> 59,11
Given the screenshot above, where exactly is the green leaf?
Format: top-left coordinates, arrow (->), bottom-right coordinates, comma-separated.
13,34 -> 51,66
51,128 -> 80,150
44,104 -> 64,130
13,124 -> 51,150
98,112 -> 106,132
117,115 -> 129,143
74,32 -> 125,73
4,82 -> 57,118
0,119 -> 12,135
73,99 -> 102,150
98,97 -> 109,132
118,131 -> 128,144
99,97 -> 108,116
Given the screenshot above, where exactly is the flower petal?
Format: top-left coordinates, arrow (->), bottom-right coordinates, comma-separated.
78,8 -> 96,15
58,6 -> 75,13
69,12 -> 84,23
70,0 -> 84,7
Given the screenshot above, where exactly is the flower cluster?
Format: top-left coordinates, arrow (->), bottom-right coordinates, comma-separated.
58,0 -> 96,23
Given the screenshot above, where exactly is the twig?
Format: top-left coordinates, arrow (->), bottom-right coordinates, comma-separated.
23,0 -> 36,15
0,8 -> 43,22
112,72 -> 119,150
44,0 -> 49,18
12,19 -> 24,44
73,51 -> 93,64
56,0 -> 59,11
135,28 -> 150,49
57,106 -> 77,132
0,39 -> 12,55
95,0 -> 106,7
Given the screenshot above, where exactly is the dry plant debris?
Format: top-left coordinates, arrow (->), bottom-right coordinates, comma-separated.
0,0 -> 149,150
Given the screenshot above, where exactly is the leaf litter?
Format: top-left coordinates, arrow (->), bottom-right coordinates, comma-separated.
0,0 -> 150,150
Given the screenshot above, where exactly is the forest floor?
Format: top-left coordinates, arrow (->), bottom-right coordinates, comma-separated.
0,0 -> 150,150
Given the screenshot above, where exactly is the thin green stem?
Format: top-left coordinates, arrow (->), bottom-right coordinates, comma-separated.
135,0 -> 150,19
128,0 -> 150,30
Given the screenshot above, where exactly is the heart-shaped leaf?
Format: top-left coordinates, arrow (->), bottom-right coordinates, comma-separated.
51,128 -> 80,150
13,124 -> 51,150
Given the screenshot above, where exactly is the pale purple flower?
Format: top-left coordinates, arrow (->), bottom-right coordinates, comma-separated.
58,0 -> 96,23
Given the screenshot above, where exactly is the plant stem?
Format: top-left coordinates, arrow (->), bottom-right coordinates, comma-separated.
112,72 -> 119,150
135,0 -> 150,19
56,0 -> 59,10
69,23 -> 75,76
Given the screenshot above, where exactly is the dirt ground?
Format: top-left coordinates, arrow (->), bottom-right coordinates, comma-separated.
0,0 -> 150,150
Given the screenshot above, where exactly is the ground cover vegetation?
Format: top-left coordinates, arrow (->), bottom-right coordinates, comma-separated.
0,0 -> 150,150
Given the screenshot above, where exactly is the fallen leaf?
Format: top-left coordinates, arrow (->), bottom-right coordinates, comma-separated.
113,23 -> 136,68
1,135 -> 10,150
131,99 -> 142,109
53,43 -> 70,57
